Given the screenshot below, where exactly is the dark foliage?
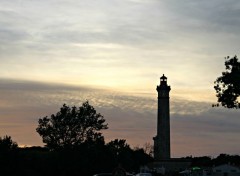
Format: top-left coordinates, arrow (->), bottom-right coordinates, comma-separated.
107,139 -> 134,170
36,101 -> 108,150
107,139 -> 153,172
1,134 -> 239,176
212,154 -> 240,166
13,139 -> 152,176
190,156 -> 212,167
0,136 -> 18,175
33,103 -> 152,175
214,55 -> 240,108
0,135 -> 18,151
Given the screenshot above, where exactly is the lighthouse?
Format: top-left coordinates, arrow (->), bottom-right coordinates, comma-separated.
153,74 -> 171,160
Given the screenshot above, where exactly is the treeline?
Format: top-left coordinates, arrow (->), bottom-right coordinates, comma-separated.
0,136 -> 152,176
0,102 -> 153,176
187,154 -> 240,167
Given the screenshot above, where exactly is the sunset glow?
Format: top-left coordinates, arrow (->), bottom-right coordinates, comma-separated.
1,0 -> 240,157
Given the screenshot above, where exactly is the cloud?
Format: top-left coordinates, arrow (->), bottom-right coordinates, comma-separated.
1,0 -> 239,90
171,108 -> 240,157
1,0 -> 240,52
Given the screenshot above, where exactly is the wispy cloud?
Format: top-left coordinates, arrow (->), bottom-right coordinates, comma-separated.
0,79 -> 239,156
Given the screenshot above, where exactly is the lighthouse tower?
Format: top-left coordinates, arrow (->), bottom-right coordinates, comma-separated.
153,74 -> 171,160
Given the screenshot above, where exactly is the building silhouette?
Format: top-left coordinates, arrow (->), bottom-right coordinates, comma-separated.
153,74 -> 171,160
148,75 -> 191,173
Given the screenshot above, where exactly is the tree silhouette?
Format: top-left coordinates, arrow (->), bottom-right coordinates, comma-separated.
0,136 -> 18,175
0,135 -> 18,151
36,101 -> 108,150
142,142 -> 153,157
107,139 -> 135,171
214,55 -> 240,108
107,139 -> 130,152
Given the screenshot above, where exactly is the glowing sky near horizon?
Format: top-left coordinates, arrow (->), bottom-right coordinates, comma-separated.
1,0 -> 240,157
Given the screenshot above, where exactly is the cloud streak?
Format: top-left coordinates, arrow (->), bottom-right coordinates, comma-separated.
0,79 -> 240,157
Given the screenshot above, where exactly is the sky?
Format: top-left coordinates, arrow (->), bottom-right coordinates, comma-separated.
0,0 -> 240,157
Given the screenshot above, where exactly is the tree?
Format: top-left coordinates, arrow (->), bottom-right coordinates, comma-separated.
107,139 -> 133,171
214,55 -> 240,108
0,135 -> 18,151
142,142 -> 154,157
107,139 -> 130,152
107,139 -> 131,162
0,135 -> 18,175
36,101 -> 108,150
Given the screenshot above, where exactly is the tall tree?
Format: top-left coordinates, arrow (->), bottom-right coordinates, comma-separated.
214,55 -> 240,108
36,101 -> 108,150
